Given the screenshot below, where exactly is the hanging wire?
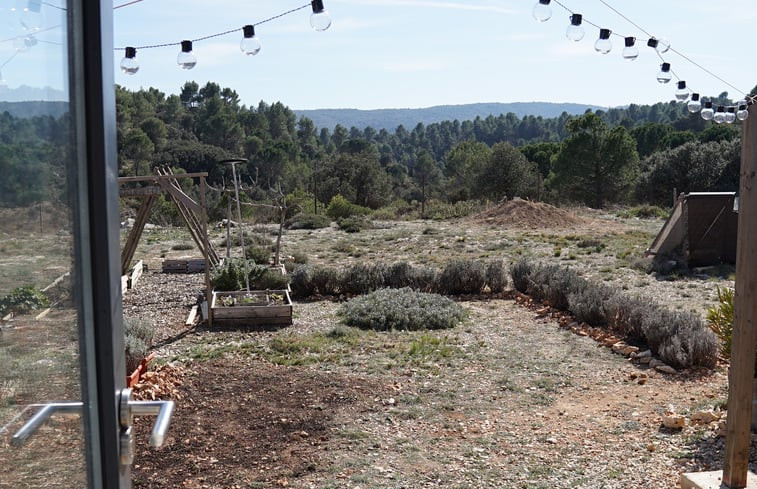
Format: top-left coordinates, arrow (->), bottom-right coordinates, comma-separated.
115,3 -> 310,50
114,0 -> 145,9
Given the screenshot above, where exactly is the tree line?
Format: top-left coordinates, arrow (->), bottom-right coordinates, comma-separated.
0,81 -> 751,211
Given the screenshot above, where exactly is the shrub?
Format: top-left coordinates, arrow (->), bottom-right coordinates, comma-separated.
340,263 -> 387,295
286,212 -> 331,230
289,265 -> 316,298
123,317 -> 154,374
339,287 -> 465,331
337,216 -> 373,233
510,259 -> 534,294
244,245 -> 271,265
219,231 -> 272,248
171,243 -> 194,251
311,266 -> 340,295
385,262 -> 414,289
326,194 -> 370,220
0,285 -> 49,316
527,264 -> 581,310
617,205 -> 668,219
211,259 -> 289,291
437,259 -> 486,295
485,260 -> 508,293
706,286 -> 734,358
603,294 -> 655,338
568,282 -> 615,325
290,251 -> 309,264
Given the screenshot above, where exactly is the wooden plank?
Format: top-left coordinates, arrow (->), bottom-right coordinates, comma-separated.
128,260 -> 143,289
118,172 -> 208,183
158,178 -> 201,215
185,305 -> 198,326
723,105 -> 757,489
120,194 -> 156,275
119,186 -> 161,197
121,275 -> 129,295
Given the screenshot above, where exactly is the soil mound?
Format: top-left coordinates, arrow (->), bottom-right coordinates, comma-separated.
473,198 -> 584,228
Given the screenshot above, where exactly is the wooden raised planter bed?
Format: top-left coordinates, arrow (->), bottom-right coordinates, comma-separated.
211,289 -> 292,326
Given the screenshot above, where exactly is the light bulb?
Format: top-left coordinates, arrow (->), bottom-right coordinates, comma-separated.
737,104 -> 749,121
177,40 -> 196,70
647,37 -> 670,54
20,0 -> 42,32
532,0 -> 552,22
240,25 -> 261,55
701,101 -> 714,121
594,28 -> 612,54
675,81 -> 689,101
310,0 -> 331,31
566,14 -> 584,42
713,105 -> 726,124
725,107 -> 736,124
622,37 -> 638,61
120,46 -> 139,75
656,62 -> 671,84
687,93 -> 701,113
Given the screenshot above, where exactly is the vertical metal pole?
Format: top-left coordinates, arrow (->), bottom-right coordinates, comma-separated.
723,105 -> 757,489
229,162 -> 250,292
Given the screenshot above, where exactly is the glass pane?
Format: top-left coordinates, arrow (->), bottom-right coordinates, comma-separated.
0,2 -> 87,487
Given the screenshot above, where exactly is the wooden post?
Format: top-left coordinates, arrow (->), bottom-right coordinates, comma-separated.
723,105 -> 757,488
199,175 -> 213,328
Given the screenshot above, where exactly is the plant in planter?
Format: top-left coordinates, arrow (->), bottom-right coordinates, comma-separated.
211,258 -> 289,292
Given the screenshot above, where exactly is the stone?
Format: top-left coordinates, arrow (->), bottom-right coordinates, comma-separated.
619,345 -> 639,356
638,357 -> 652,364
655,364 -> 677,375
649,358 -> 665,368
662,414 -> 686,429
633,349 -> 653,359
691,411 -> 721,424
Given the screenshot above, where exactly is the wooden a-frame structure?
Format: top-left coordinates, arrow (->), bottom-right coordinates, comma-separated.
118,169 -> 219,321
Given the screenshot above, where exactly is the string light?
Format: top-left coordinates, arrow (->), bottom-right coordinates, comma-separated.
622,37 -> 638,61
120,46 -> 138,74
594,28 -> 612,54
566,14 -> 584,42
725,107 -> 736,124
532,0 -> 552,22
240,25 -> 261,56
177,40 -> 196,70
675,81 -> 689,101
310,0 -> 332,32
701,101 -> 715,121
687,93 -> 701,113
112,2 -> 329,73
656,63 -> 672,84
532,0 -> 756,123
713,105 -> 726,124
737,105 -> 749,121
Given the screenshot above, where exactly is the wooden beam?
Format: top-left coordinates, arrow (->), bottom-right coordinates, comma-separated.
117,172 -> 208,183
119,186 -> 161,197
723,105 -> 757,488
120,194 -> 156,275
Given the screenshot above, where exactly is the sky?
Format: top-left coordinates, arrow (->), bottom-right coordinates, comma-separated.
1,0 -> 756,111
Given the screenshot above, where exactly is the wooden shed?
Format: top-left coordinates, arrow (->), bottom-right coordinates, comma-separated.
646,192 -> 738,267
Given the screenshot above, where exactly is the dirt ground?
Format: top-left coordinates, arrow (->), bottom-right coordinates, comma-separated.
123,202 -> 745,489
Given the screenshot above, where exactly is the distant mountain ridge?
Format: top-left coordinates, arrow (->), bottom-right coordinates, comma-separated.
295,102 -> 606,131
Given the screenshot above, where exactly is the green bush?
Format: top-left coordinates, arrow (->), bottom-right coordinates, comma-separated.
244,245 -> 271,265
326,194 -> 370,220
286,212 -> 331,230
485,260 -> 508,293
211,259 -> 289,291
0,285 -> 50,316
340,288 -> 465,331
617,205 -> 669,219
706,287 -> 734,359
171,243 -> 194,251
289,265 -> 316,298
512,260 -> 718,369
123,317 -> 154,374
340,263 -> 387,295
437,259 -> 486,295
510,259 -> 534,294
568,282 -> 615,325
311,266 -> 340,295
337,216 -> 373,233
